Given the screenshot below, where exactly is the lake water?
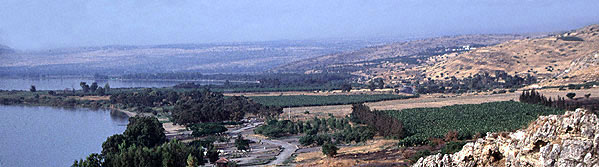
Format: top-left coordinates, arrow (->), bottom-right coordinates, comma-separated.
0,78 -> 224,91
0,105 -> 128,167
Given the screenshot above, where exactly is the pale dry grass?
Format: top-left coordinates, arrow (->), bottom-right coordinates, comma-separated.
294,139 -> 403,167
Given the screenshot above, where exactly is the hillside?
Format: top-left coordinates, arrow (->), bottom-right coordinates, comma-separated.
0,44 -> 14,54
424,24 -> 599,86
273,34 -> 525,74
0,40 -> 372,76
414,108 -> 599,166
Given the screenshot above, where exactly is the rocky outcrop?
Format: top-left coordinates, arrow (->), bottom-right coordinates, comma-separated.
413,109 -> 599,167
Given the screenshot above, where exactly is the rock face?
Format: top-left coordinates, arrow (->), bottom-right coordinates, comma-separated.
413,109 -> 599,167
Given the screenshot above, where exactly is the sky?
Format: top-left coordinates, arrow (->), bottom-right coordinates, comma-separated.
1,0 -> 598,50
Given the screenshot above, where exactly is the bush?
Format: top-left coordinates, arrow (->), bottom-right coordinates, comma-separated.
557,36 -> 584,41
409,150 -> 431,162
234,135 -> 250,151
321,142 -> 338,157
190,123 -> 227,137
441,141 -> 466,154
566,93 -> 576,99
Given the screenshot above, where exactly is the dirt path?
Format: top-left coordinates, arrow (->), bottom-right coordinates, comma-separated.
264,138 -> 297,166
228,122 -> 298,166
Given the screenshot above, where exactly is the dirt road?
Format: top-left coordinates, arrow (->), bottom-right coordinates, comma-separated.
228,122 -> 298,166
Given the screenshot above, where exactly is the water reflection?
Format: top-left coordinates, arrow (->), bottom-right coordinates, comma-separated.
0,105 -> 128,167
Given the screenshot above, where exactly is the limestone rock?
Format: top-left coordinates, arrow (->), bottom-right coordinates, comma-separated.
413,109 -> 599,167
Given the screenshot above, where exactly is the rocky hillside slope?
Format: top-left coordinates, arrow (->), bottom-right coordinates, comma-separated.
273,34 -> 524,74
425,24 -> 599,86
413,108 -> 599,167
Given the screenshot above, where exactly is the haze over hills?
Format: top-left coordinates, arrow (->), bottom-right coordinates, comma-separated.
424,24 -> 599,86
0,40 -> 388,76
273,34 -> 527,74
0,44 -> 14,55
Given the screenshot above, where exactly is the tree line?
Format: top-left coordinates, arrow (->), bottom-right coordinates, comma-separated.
413,71 -> 536,94
520,89 -> 596,111
72,116 -> 213,167
349,103 -> 405,138
109,89 -> 283,125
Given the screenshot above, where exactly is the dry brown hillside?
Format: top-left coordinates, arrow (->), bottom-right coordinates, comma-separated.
425,24 -> 599,86
273,34 -> 525,74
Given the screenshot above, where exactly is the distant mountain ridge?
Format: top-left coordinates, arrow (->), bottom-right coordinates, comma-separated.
0,40 -> 379,76
272,34 -> 526,74
0,44 -> 14,54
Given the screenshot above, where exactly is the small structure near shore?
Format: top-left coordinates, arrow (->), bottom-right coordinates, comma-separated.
215,157 -> 229,167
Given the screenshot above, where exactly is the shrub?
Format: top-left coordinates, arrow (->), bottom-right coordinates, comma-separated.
441,141 -> 466,154
557,36 -> 584,41
190,123 -> 227,137
409,150 -> 431,162
321,142 -> 338,157
566,93 -> 576,99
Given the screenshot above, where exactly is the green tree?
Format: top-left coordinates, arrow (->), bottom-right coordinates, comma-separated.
101,134 -> 126,155
30,85 -> 36,92
321,142 -> 338,157
234,134 -> 250,151
566,93 -> 576,99
96,87 -> 105,96
341,83 -> 352,92
71,153 -> 102,167
190,123 -> 227,137
124,116 -> 166,147
104,83 -> 111,93
206,148 -> 219,163
186,153 -> 198,167
80,82 -> 90,93
90,82 -> 98,92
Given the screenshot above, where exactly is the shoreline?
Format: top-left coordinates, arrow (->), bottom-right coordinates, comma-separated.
109,107 -> 137,117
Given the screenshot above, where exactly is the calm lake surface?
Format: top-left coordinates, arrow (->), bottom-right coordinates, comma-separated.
0,105 -> 128,167
0,78 -> 224,91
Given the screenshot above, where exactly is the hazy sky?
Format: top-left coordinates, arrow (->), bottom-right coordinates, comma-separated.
1,0 -> 598,50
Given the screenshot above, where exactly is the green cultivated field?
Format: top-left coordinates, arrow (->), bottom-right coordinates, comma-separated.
387,101 -> 564,146
250,94 -> 416,107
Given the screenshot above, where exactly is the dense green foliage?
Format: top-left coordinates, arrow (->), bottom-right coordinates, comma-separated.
122,116 -> 167,147
189,123 -> 227,137
110,89 -> 282,125
254,117 -> 375,146
250,94 -> 416,107
409,150 -> 431,162
254,117 -> 352,138
441,141 -> 467,154
520,89 -> 599,112
387,101 -> 564,146
0,90 -> 109,108
413,71 -> 536,94
234,135 -> 251,151
74,116 -> 207,167
350,103 -> 404,138
321,142 -> 339,157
